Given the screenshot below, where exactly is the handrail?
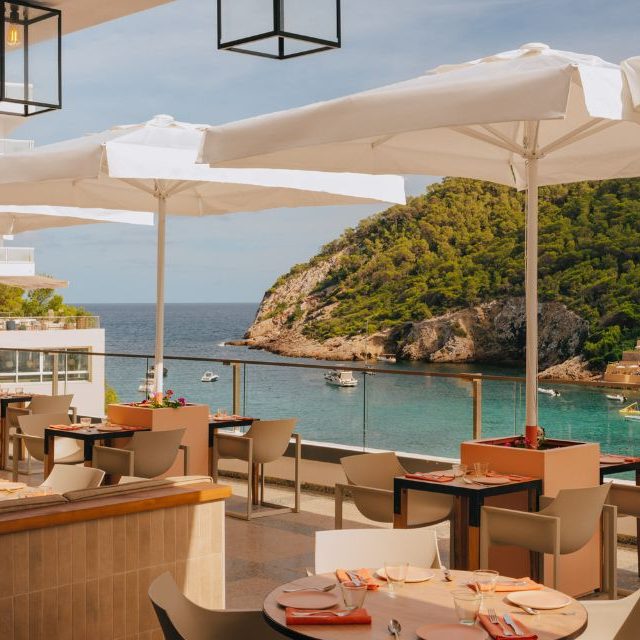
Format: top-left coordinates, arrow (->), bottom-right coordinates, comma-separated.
0,345 -> 618,389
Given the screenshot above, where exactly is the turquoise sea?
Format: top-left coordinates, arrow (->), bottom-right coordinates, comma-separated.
84,303 -> 640,468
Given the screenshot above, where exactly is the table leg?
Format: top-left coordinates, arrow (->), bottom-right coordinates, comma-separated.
252,463 -> 260,506
636,469 -> 640,577
43,434 -> 55,478
467,526 -> 480,570
393,488 -> 409,529
527,485 -> 542,582
0,417 -> 6,471
453,495 -> 472,569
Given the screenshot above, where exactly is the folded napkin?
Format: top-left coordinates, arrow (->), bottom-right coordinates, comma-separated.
600,454 -> 639,463
336,568 -> 379,590
49,424 -> 82,431
478,613 -> 537,640
119,425 -> 148,431
405,472 -> 455,483
285,608 -> 371,625
469,578 -> 543,592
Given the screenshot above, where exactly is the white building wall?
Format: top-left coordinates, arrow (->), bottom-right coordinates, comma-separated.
0,328 -> 105,417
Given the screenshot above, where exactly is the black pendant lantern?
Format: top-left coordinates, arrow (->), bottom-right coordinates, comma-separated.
0,1 -> 61,116
217,0 -> 341,60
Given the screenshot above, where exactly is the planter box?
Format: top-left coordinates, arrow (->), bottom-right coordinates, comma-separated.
107,403 -> 210,476
461,437 -> 601,597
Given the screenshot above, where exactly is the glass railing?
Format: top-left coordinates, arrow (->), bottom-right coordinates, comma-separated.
0,247 -> 34,263
0,315 -> 100,330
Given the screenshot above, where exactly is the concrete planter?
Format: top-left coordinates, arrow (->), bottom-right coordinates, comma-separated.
106,403 -> 210,476
461,437 -> 601,597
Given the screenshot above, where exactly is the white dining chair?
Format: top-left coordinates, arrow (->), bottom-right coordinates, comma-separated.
579,588 -> 640,640
148,572 -> 286,640
314,528 -> 442,574
41,464 -> 105,493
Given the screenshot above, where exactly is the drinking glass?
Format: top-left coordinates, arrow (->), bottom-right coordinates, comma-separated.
473,461 -> 489,477
384,561 -> 408,596
217,408 -> 228,417
473,569 -> 499,598
15,387 -> 24,395
452,590 -> 481,625
80,417 -> 92,430
340,582 -> 367,610
452,463 -> 467,477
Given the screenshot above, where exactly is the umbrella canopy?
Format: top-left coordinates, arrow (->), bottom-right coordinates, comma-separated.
0,114 -> 406,393
200,42 -> 640,434
0,275 -> 67,290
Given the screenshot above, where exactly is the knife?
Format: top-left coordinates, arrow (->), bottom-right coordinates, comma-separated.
503,613 -> 524,636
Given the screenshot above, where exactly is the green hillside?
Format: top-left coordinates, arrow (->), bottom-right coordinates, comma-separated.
278,177 -> 640,369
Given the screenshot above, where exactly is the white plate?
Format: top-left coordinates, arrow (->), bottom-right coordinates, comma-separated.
473,476 -> 512,485
0,481 -> 26,491
97,425 -> 124,432
507,590 -> 571,610
276,591 -> 339,610
375,566 -> 434,583
416,623 -> 487,640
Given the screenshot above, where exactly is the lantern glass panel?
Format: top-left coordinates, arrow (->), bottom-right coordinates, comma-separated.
281,0 -> 338,43
218,0 -> 275,45
23,12 -> 59,112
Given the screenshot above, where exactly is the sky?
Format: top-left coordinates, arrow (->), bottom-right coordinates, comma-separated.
7,0 -> 640,303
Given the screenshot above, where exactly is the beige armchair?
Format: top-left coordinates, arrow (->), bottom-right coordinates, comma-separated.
12,412 -> 84,480
149,572 -> 286,640
605,482 -> 640,581
480,483 -> 616,597
92,429 -> 189,479
41,464 -> 105,493
335,452 -> 454,530
580,587 -> 640,640
212,418 -> 300,520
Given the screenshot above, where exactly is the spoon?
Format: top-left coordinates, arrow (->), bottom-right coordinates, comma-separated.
283,584 -> 337,593
388,618 -> 402,640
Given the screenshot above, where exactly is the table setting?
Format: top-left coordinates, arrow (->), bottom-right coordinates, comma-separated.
263,567 -> 587,640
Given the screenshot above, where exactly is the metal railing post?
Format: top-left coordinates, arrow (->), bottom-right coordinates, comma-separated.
472,377 -> 482,439
51,351 -> 59,396
232,363 -> 241,415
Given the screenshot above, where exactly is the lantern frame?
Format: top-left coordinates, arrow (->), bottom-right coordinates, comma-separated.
217,0 -> 341,60
0,0 -> 62,117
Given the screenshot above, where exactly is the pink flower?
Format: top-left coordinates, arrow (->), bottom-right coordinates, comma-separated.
166,389 -> 174,397
178,397 -> 186,406
503,442 -> 512,447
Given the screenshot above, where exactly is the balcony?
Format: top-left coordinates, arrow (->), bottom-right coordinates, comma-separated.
0,315 -> 101,331
0,139 -> 34,154
0,246 -> 35,276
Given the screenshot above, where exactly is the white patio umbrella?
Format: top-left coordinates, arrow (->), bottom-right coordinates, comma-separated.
0,275 -> 67,289
200,42 -> 640,433
0,115 -> 405,394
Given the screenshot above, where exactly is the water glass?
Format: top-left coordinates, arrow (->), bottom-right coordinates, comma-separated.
384,561 -> 408,596
452,463 -> 467,477
15,387 -> 24,395
473,461 -> 489,477
340,582 -> 367,610
80,417 -> 92,430
452,590 -> 481,625
473,569 -> 499,597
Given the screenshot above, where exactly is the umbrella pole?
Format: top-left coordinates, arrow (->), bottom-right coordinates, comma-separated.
524,156 -> 539,436
153,194 -> 167,396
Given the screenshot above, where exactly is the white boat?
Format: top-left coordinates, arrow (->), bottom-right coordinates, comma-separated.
201,371 -> 219,382
147,364 -> 168,378
538,387 -> 561,397
324,370 -> 359,387
138,378 -> 154,394
377,354 -> 397,364
606,393 -> 627,402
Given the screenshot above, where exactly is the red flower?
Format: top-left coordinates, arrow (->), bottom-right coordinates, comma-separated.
166,389 -> 174,397
178,397 -> 186,406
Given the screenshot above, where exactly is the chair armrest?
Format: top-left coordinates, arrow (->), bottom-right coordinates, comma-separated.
178,444 -> 190,475
11,432 -> 43,444
538,495 -> 554,510
481,505 -> 560,555
93,445 -> 134,476
215,432 -> 252,462
69,406 -> 78,422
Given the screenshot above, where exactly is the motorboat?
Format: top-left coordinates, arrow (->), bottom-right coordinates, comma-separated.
377,354 -> 397,364
201,371 -> 219,382
620,402 -> 640,418
538,387 -> 561,397
324,370 -> 359,387
138,378 -> 154,394
606,393 -> 627,402
147,364 -> 168,378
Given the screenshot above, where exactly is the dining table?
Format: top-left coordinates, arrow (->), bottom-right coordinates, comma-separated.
393,473 -> 543,573
0,393 -> 33,470
263,569 -> 588,640
43,423 -> 150,478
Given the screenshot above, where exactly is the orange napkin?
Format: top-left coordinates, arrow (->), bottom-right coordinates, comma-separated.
285,608 -> 371,625
469,578 -> 543,593
49,424 -> 82,431
600,454 -> 640,463
404,472 -> 455,483
478,613 -> 537,640
119,425 -> 149,431
335,569 -> 379,590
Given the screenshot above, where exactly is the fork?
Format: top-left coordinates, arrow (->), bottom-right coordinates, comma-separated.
290,610 -> 354,617
488,608 -> 512,636
283,584 -> 337,593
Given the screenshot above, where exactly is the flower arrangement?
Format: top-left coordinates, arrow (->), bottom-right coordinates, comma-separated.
136,389 -> 187,409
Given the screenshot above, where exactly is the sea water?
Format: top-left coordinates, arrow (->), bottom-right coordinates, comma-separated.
85,303 -> 639,467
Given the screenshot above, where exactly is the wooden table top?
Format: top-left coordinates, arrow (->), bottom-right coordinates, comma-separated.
394,474 -> 543,497
263,570 -> 587,640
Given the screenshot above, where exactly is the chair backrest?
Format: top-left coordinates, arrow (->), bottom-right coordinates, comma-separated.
17,412 -> 74,461
148,572 -> 216,640
314,528 -> 442,574
607,483 -> 640,519
244,419 -> 297,464
614,588 -> 640,640
28,394 -> 73,415
130,429 -> 186,478
541,483 -> 611,554
341,452 -> 406,491
42,464 -> 105,493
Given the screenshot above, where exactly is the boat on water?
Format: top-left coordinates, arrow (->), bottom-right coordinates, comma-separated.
137,378 -> 154,394
377,354 -> 397,364
201,371 -> 219,382
147,364 -> 168,378
620,402 -> 640,419
324,370 -> 359,387
606,393 -> 627,402
538,387 -> 561,397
